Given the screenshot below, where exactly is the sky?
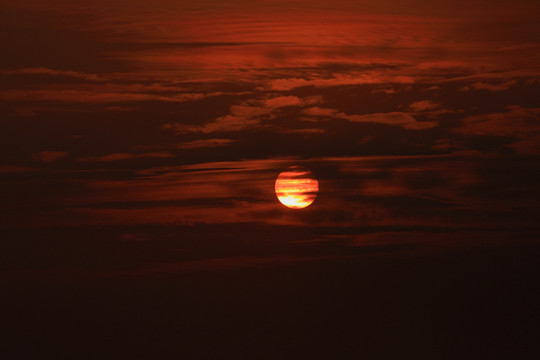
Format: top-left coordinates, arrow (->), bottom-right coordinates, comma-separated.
1,0 -> 540,358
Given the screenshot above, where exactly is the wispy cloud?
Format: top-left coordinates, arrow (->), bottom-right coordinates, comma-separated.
456,106 -> 540,137
31,151 -> 68,163
0,89 -> 223,104
176,139 -> 237,149
22,154 -> 529,232
507,135 -> 540,155
303,107 -> 437,130
0,166 -> 39,173
265,74 -> 415,91
454,106 -> 540,155
408,100 -> 440,112
461,80 -> 517,92
164,96 -> 319,134
1,67 -> 105,82
78,152 -> 175,162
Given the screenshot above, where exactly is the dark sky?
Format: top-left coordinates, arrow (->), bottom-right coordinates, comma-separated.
1,1 -> 540,358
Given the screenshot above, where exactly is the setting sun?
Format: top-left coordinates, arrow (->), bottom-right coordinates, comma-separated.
275,166 -> 319,209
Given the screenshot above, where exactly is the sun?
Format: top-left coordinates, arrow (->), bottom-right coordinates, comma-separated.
275,166 -> 319,209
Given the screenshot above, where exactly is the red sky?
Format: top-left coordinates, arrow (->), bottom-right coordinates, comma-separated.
1,0 -> 539,257
2,0 -> 539,229
2,1 -> 540,358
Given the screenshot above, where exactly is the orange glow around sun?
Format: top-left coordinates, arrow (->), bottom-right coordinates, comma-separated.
275,166 -> 319,209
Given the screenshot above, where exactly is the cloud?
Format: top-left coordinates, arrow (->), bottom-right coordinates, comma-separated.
456,106 -> 540,137
455,106 -> 540,155
303,107 -> 341,117
266,74 -> 415,91
507,135 -> 540,155
416,60 -> 473,71
0,78 -> 249,107
164,96 -> 316,134
78,152 -> 175,162
443,70 -> 539,84
165,113 -> 261,134
431,139 -> 464,151
278,128 -> 326,134
409,100 -> 440,112
11,107 -> 36,117
263,96 -> 303,108
31,151 -> 68,163
461,80 -> 517,92
176,139 -> 237,149
1,67 -> 105,82
372,87 -> 397,94
0,166 -> 39,173
6,152 -> 536,232
0,89 -> 219,104
303,107 -> 438,130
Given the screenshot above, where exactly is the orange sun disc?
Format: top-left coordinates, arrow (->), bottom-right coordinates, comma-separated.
275,166 -> 319,209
